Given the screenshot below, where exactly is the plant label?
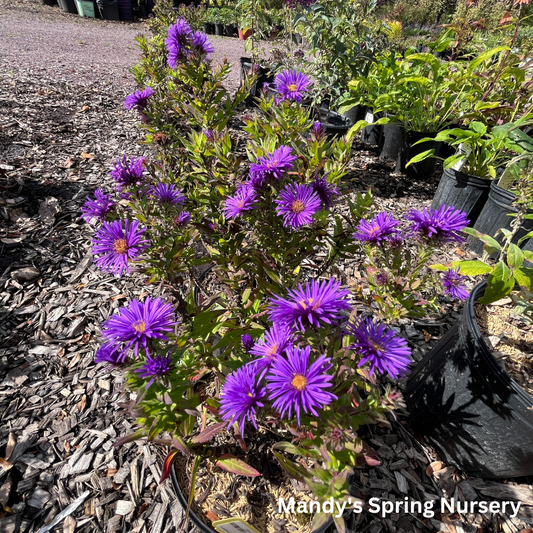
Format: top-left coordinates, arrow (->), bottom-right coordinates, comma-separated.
213,518 -> 262,533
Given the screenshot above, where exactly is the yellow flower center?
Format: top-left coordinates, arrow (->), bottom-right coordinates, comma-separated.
370,339 -> 383,353
267,343 -> 278,356
291,200 -> 305,214
292,374 -> 308,391
287,84 -> 298,92
133,320 -> 146,333
113,238 -> 129,255
237,199 -> 245,208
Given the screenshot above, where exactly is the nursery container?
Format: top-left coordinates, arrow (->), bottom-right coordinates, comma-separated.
360,108 -> 381,146
214,23 -> 224,36
406,281 -> 533,479
75,0 -> 95,17
396,130 -> 443,177
431,168 -> 492,226
469,180 -> 533,257
339,104 -> 364,125
318,108 -> 352,138
204,22 -> 214,34
239,28 -> 253,40
225,24 -> 236,37
117,0 -> 133,20
58,0 -> 78,13
378,123 -> 402,160
239,58 -> 274,107
40,0 -> 57,6
170,458 -> 334,533
97,0 -> 119,19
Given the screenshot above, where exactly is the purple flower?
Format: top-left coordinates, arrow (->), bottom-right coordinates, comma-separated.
241,334 -> 255,351
192,31 -> 214,57
309,121 -> 326,142
442,267 -> 469,300
273,70 -> 311,103
266,346 -> 336,426
174,211 -> 191,227
165,19 -> 193,68
294,49 -> 305,58
150,183 -> 186,205
250,323 -> 294,375
219,365 -> 266,434
270,278 -> 351,330
110,156 -> 145,189
95,343 -> 123,367
124,87 -> 155,113
223,184 -> 257,219
346,317 -> 411,378
81,188 -> 114,224
353,213 -> 401,244
311,175 -> 339,209
102,297 -> 178,358
249,146 -> 297,189
135,352 -> 173,387
92,219 -> 149,277
275,183 -> 322,230
203,130 -> 215,142
386,231 -> 404,247
407,205 -> 469,243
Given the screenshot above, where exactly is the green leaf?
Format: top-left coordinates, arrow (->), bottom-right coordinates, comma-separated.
452,260 -> 493,276
215,454 -> 260,477
462,227 -> 502,253
190,422 -> 226,444
478,261 -> 515,304
518,229 -> 533,245
467,46 -> 510,73
273,451 -> 309,483
507,244 -> 525,269
514,267 -> 533,291
406,149 -> 435,167
186,455 -> 201,519
430,263 -> 448,272
160,449 -> 179,483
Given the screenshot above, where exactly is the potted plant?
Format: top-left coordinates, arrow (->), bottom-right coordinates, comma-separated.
221,7 -> 237,37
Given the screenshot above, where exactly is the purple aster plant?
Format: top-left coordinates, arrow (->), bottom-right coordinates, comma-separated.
275,183 -> 322,230
124,87 -> 155,113
353,213 -> 401,244
81,188 -> 114,224
442,267 -> 469,300
94,343 -> 123,367
266,346 -> 337,426
174,211 -> 191,227
241,334 -> 255,352
249,146 -> 297,189
223,184 -> 257,219
406,205 -> 469,243
165,19 -> 193,68
102,297 -> 178,358
135,351 -> 173,388
191,31 -> 214,57
149,183 -> 186,205
92,219 -> 149,277
346,317 -> 411,379
270,278 -> 351,330
110,156 -> 145,189
219,365 -> 266,435
273,69 -> 312,103
311,175 -> 339,209
309,121 -> 326,142
203,130 -> 215,142
249,323 -> 294,376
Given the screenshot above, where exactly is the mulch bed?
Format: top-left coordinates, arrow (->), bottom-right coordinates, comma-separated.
1,5 -> 533,533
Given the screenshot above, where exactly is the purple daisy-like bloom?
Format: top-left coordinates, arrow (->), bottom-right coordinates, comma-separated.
81,188 -> 114,224
386,230 -> 404,247
192,31 -> 214,57
442,267 -> 469,300
346,317 -> 411,379
219,365 -> 266,434
203,130 -> 215,142
135,351 -> 173,388
92,219 -> 149,277
110,156 -> 145,189
241,334 -> 255,352
311,175 -> 339,209
223,184 -> 257,219
353,212 -> 401,244
174,211 -> 191,227
150,183 -> 186,205
95,343 -> 123,367
273,69 -> 312,103
249,146 -> 297,189
124,87 -> 155,113
165,19 -> 193,68
407,205 -> 469,243
250,323 -> 294,375
102,297 -> 178,358
270,278 -> 351,330
266,346 -> 336,426
275,183 -> 322,230
309,121 -> 326,142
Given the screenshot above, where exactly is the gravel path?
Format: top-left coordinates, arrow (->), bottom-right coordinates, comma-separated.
0,0 -> 244,90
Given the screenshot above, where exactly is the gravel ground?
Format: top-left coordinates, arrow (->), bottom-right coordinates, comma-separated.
0,0 -> 245,90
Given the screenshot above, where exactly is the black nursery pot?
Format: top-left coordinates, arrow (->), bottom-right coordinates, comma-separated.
98,0 -> 119,20
431,168 -> 491,226
360,108 -> 382,146
396,130 -> 443,178
225,24 -> 236,37
318,108 -> 352,138
378,122 -> 402,160
405,281 -> 533,479
204,23 -> 214,34
40,0 -> 57,6
469,180 -> 533,257
170,457 -> 334,533
239,57 -> 274,107
58,0 -> 78,13
214,23 -> 224,36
